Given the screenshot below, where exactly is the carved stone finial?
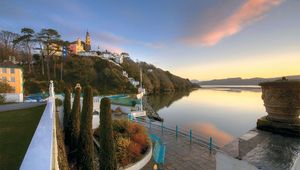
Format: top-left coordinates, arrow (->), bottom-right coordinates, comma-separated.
75,83 -> 81,90
49,80 -> 55,97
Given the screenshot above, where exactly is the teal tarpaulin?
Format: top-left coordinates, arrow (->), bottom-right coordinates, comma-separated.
150,134 -> 166,164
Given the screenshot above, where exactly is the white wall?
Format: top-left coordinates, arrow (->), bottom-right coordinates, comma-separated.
1,93 -> 23,102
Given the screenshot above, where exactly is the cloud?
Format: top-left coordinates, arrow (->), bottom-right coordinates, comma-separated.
100,43 -> 123,54
186,0 -> 283,46
94,32 -> 130,45
94,31 -> 165,49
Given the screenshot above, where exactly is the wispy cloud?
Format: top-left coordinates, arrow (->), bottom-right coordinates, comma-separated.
186,0 -> 283,46
94,31 -> 165,49
99,43 -> 123,54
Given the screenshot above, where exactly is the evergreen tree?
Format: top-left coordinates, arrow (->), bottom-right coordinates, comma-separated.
69,84 -> 81,152
63,87 -> 71,139
78,86 -> 94,170
99,98 -> 117,170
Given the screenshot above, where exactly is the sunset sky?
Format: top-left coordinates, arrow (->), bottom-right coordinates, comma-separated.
1,0 -> 299,80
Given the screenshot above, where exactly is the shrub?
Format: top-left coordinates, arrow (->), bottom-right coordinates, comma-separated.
55,98 -> 63,107
132,133 -> 149,153
78,86 -> 94,170
128,141 -> 142,158
68,84 -> 81,152
63,87 -> 71,140
113,119 -> 128,134
99,97 -> 117,170
115,137 -> 131,166
96,119 -> 150,167
127,122 -> 145,134
0,94 -> 5,104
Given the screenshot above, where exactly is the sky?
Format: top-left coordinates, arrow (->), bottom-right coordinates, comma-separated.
0,0 -> 299,80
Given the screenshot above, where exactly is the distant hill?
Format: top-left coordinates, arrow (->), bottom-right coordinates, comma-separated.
198,75 -> 300,85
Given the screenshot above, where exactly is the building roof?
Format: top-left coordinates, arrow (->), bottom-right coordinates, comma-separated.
0,61 -> 21,68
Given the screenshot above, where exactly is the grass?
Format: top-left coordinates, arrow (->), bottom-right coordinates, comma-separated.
0,105 -> 45,170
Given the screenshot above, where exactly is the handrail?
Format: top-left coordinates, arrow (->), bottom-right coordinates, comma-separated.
20,81 -> 58,170
133,118 -> 220,150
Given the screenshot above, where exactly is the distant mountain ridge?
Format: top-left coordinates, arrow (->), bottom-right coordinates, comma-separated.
194,75 -> 300,85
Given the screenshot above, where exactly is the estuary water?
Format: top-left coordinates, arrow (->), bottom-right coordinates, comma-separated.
148,86 -> 266,146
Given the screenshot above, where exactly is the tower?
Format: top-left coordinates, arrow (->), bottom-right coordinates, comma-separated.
85,31 -> 91,51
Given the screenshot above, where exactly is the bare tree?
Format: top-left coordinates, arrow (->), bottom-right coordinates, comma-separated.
0,30 -> 20,62
0,30 -> 19,49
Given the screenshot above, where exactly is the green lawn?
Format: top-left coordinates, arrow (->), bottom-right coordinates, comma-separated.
0,105 -> 45,170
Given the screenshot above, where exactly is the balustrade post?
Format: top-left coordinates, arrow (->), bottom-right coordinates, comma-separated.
189,130 -> 192,144
176,125 -> 178,140
209,137 -> 212,153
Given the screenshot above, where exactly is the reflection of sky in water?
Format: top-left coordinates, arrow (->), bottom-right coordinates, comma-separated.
156,88 -> 266,146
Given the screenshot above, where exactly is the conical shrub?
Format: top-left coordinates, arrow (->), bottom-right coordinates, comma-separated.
78,86 -> 94,170
69,84 -> 81,152
99,97 -> 117,170
63,87 -> 71,144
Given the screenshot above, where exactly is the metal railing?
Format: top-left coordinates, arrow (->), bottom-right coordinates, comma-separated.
129,115 -> 220,151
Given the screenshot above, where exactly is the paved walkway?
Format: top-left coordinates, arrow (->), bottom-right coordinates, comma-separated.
141,123 -> 216,170
0,102 -> 45,112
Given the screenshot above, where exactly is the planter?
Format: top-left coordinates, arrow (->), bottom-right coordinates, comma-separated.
122,142 -> 152,170
257,78 -> 300,136
259,78 -> 300,123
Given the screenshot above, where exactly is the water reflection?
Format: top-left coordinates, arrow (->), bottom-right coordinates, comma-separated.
148,88 -> 266,146
147,91 -> 190,112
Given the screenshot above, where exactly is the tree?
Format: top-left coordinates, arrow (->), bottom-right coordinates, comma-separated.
0,30 -> 19,49
63,87 -> 72,137
68,84 -> 81,152
36,28 -> 61,80
77,86 -> 94,170
0,80 -> 13,104
14,28 -> 35,73
0,30 -> 20,62
99,97 -> 117,170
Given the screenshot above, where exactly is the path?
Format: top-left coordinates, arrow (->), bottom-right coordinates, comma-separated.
141,123 -> 216,170
0,102 -> 45,112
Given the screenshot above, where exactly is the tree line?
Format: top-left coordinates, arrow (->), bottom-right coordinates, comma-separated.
0,28 -> 68,81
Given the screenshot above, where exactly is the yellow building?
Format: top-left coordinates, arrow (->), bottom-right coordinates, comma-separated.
0,61 -> 23,102
69,32 -> 91,54
69,38 -> 85,54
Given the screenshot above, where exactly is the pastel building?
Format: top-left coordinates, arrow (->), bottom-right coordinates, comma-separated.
69,31 -> 91,54
0,61 -> 23,102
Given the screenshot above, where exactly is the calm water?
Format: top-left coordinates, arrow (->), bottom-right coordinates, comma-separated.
148,87 -> 266,146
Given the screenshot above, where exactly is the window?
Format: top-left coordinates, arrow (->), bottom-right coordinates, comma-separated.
12,86 -> 16,93
11,77 -> 15,82
2,68 -> 7,73
10,68 -> 15,74
2,77 -> 7,81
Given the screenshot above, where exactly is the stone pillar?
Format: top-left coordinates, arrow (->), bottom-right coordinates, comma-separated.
49,80 -> 55,97
257,78 -> 300,136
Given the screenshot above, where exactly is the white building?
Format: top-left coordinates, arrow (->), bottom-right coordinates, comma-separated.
122,71 -> 128,78
128,77 -> 140,87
